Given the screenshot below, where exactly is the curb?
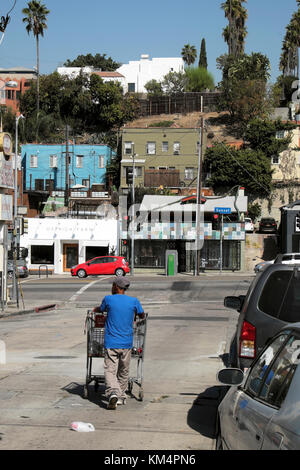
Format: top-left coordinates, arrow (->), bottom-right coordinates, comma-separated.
0,303 -> 58,319
34,304 -> 57,313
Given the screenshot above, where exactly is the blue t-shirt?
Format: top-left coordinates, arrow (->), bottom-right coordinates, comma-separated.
100,294 -> 144,349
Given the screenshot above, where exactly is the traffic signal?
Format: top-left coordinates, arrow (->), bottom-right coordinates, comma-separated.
23,218 -> 28,234
126,167 -> 133,185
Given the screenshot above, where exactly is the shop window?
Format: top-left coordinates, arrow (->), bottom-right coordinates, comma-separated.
31,245 -> 54,264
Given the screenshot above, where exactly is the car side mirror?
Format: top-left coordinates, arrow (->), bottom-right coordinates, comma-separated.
224,296 -> 242,311
217,368 -> 244,386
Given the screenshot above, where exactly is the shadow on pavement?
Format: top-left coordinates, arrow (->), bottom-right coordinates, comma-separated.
187,385 -> 229,439
62,382 -> 108,409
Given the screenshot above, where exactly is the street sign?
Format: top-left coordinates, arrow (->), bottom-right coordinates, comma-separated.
214,207 -> 231,214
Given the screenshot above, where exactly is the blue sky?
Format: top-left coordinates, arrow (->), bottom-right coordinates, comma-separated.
0,0 -> 298,85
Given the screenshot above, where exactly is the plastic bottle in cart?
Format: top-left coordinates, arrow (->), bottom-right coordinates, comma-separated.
71,422 -> 95,432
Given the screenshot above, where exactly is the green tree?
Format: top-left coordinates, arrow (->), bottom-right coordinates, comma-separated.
144,79 -> 164,98
19,72 -> 139,140
22,0 -> 50,116
64,53 -> 120,71
203,143 -> 273,198
221,0 -> 248,58
244,118 -> 295,159
217,52 -> 271,130
198,38 -> 208,69
181,43 -> 197,66
280,2 -> 300,77
185,67 -> 214,92
162,71 -> 188,94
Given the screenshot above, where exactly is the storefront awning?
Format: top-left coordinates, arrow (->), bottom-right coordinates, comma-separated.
30,240 -> 54,246
82,240 -> 109,247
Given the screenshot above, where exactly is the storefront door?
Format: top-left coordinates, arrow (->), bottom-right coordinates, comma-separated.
63,244 -> 78,272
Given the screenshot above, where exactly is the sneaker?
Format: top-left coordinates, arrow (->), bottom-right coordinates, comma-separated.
117,397 -> 126,405
107,394 -> 118,410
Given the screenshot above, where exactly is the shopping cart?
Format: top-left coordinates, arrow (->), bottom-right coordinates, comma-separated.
83,309 -> 148,401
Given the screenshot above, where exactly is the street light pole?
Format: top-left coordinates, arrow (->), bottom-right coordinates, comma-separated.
12,114 -> 25,305
131,147 -> 136,276
194,117 -> 204,276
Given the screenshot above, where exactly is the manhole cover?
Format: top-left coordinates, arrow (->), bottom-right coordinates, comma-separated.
34,356 -> 77,359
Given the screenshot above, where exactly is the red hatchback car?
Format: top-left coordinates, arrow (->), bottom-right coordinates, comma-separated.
71,256 -> 130,278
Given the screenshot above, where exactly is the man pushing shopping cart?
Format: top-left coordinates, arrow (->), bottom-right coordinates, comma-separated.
93,276 -> 145,410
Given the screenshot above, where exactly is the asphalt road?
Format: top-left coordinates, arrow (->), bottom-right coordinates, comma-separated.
0,274 -> 252,451
17,274 -> 252,307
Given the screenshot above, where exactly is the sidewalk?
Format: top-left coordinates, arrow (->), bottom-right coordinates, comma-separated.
0,299 -> 62,319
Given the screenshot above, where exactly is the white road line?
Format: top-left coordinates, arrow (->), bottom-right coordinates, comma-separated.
68,276 -> 112,302
68,278 -> 103,302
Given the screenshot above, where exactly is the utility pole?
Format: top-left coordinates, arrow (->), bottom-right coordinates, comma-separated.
131,146 -> 136,276
194,117 -> 204,276
65,125 -> 70,211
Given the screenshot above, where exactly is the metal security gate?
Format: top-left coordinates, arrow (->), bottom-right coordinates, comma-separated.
200,241 -> 241,271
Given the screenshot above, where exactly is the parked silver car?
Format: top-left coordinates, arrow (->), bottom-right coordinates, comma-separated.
216,324 -> 300,450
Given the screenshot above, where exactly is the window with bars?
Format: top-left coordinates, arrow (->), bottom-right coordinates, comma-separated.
30,155 -> 38,168
124,142 -> 133,155
49,155 -> 58,168
162,141 -> 168,152
173,142 -> 180,155
76,155 -> 84,168
98,155 -> 105,168
271,155 -> 280,164
185,167 -> 195,180
147,142 -> 156,155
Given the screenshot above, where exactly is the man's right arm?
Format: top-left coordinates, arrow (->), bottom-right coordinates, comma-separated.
93,297 -> 107,313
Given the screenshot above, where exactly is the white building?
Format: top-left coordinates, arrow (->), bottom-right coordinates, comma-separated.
56,66 -> 127,93
20,218 -> 118,274
117,54 -> 185,94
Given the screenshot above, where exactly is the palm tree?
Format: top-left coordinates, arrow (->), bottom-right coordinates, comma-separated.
221,0 -> 248,57
22,1 -> 50,115
181,44 -> 197,66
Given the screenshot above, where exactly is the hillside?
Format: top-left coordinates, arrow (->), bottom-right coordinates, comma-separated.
124,111 -> 243,146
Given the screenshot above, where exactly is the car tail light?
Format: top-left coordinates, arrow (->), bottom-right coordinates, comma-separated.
239,321 -> 256,358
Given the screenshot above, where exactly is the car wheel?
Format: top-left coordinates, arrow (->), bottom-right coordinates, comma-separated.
115,268 -> 125,277
77,269 -> 87,278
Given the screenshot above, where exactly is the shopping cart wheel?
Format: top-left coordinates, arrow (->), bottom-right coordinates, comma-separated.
139,390 -> 144,401
127,380 -> 133,395
83,385 -> 89,399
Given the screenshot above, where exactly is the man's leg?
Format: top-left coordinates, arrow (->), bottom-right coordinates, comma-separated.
104,349 -> 122,407
117,349 -> 131,402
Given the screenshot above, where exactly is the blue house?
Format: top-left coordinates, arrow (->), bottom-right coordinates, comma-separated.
21,143 -> 114,192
